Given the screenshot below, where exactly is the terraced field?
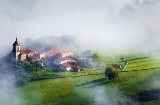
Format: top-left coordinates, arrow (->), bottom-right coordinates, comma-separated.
125,57 -> 160,71
13,57 -> 160,105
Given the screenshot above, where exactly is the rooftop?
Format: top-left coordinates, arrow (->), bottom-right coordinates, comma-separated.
20,49 -> 34,55
60,63 -> 72,68
55,57 -> 70,62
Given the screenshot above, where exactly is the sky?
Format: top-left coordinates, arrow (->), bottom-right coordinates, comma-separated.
0,0 -> 160,55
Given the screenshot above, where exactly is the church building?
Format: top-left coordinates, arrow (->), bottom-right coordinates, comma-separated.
12,37 -> 37,63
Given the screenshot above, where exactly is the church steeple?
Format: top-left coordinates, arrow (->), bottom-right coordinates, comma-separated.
12,37 -> 21,62
12,37 -> 20,51
13,36 -> 20,46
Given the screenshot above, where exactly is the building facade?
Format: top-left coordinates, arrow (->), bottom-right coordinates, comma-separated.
12,37 -> 38,63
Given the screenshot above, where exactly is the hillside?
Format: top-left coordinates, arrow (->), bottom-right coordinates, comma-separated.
8,57 -> 160,105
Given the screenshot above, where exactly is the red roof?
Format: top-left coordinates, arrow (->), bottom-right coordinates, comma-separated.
55,57 -> 69,62
34,50 -> 45,55
45,49 -> 72,56
20,49 -> 34,55
45,49 -> 60,57
61,63 -> 72,68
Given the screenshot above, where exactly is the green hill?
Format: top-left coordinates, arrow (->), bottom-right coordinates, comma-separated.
12,57 -> 160,105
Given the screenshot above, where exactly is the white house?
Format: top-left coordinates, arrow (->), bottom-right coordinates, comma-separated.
54,57 -> 70,65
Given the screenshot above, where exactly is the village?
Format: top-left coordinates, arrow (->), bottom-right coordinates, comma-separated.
3,37 -> 160,105
11,37 -> 97,73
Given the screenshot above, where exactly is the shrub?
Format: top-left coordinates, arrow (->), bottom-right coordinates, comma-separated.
105,66 -> 118,80
15,77 -> 27,87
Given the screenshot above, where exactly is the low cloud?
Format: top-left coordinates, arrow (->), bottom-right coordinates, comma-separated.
0,0 -> 160,56
76,85 -> 136,105
0,74 -> 23,105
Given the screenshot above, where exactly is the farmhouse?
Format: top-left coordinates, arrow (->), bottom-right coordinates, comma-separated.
59,63 -> 72,71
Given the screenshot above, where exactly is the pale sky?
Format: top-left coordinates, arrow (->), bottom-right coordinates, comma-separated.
0,0 -> 160,55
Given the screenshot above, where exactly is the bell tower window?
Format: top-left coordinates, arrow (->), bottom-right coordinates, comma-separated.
17,47 -> 20,51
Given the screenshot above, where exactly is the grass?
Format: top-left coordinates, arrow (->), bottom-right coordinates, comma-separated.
11,56 -> 160,105
18,74 -> 105,105
125,58 -> 160,71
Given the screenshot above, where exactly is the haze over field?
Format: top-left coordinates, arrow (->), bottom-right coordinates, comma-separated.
0,0 -> 160,56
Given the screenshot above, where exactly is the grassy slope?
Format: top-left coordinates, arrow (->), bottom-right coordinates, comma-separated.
14,57 -> 160,105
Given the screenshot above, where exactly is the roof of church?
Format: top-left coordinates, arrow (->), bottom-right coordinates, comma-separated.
20,49 -> 34,55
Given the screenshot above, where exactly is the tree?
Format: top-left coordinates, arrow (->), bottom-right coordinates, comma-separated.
105,66 -> 118,80
92,53 -> 99,59
82,50 -> 92,58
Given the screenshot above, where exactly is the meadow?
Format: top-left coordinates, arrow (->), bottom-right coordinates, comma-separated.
14,56 -> 160,105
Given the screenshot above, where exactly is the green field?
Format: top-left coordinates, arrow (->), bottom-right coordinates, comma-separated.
13,57 -> 160,105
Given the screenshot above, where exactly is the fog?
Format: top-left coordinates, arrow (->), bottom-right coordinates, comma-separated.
0,75 -> 21,105
0,0 -> 160,55
0,0 -> 160,105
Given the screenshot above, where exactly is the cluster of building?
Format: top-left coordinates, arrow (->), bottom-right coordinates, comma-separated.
11,37 -> 83,72
12,37 -> 45,63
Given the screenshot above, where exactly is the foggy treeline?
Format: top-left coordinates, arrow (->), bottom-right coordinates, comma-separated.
21,35 -> 77,51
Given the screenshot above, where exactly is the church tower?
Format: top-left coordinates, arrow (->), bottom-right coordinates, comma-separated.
12,37 -> 20,62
